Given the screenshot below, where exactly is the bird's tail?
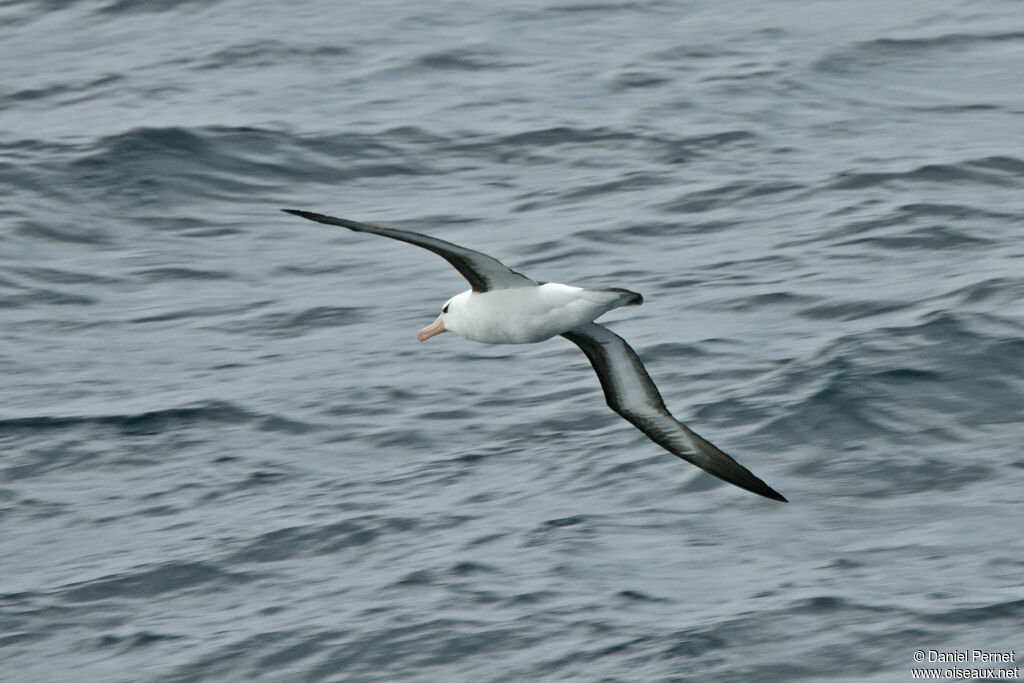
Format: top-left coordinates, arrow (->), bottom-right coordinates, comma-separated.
595,287 -> 643,307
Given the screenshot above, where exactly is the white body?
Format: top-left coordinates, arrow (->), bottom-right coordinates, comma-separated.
442,283 -> 634,344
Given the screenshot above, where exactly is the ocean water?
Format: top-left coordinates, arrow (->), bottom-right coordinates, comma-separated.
2,0 -> 1023,680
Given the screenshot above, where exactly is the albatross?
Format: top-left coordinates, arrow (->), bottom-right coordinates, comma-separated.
283,209 -> 786,502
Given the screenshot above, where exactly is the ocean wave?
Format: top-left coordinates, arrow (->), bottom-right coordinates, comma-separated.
754,311 -> 1024,462
0,401 -> 318,439
828,156 -> 1024,190
61,560 -> 254,602
814,31 -> 1024,76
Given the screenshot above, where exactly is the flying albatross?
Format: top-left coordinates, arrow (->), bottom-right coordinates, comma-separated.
282,209 -> 786,502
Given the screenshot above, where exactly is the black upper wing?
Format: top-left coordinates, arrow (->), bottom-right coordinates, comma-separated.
561,322 -> 786,502
282,210 -> 536,292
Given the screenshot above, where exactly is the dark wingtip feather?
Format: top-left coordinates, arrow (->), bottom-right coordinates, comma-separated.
282,208 -> 315,219
678,425 -> 788,502
700,453 -> 787,502
756,482 -> 788,503
710,455 -> 788,503
705,461 -> 788,503
281,209 -> 372,233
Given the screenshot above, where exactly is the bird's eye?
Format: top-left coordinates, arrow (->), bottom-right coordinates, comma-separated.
442,304 -> 450,314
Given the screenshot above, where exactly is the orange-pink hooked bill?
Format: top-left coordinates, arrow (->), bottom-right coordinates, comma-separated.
417,315 -> 445,343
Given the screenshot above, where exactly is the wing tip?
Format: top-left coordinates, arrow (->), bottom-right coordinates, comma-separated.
720,464 -> 787,502
281,209 -> 363,230
756,483 -> 788,503
722,467 -> 788,503
685,433 -> 788,503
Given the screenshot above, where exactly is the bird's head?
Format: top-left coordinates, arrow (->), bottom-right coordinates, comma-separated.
417,291 -> 470,342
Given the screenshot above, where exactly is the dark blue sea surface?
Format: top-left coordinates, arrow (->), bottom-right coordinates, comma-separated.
2,1 -> 1023,681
